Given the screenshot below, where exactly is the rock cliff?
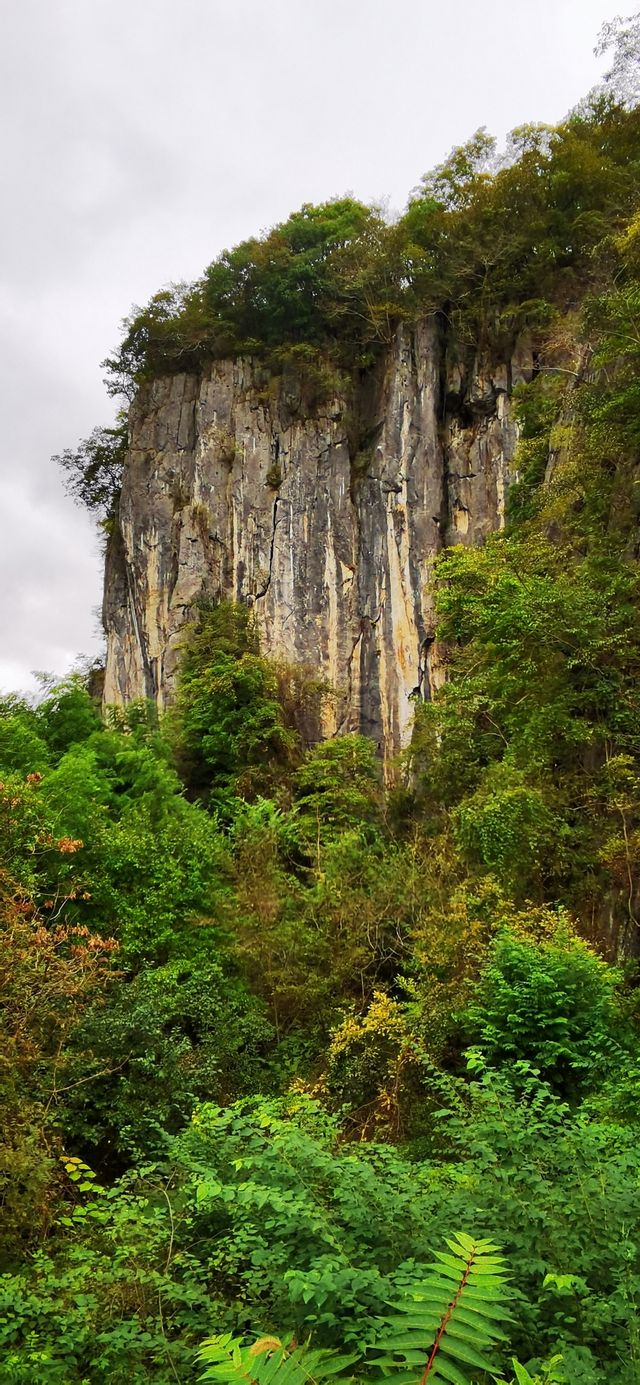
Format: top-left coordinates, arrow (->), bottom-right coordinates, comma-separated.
103,319 -> 533,762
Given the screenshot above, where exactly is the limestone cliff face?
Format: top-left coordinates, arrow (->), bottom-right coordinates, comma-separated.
103,320 -> 533,761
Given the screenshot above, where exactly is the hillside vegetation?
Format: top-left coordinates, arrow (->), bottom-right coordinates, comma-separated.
5,14 -> 640,1383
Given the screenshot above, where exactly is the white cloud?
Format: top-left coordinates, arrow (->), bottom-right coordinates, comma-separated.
0,0 -> 626,689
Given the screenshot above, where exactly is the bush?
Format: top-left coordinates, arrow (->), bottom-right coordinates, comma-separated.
463,926 -> 629,1095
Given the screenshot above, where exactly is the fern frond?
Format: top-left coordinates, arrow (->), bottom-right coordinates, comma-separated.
197,1332 -> 358,1385
197,1234 -> 514,1385
369,1232 -> 513,1384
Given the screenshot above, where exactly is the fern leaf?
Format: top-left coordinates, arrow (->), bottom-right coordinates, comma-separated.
368,1233 -> 513,1385
312,1358 -> 360,1379
444,1317 -> 510,1345
427,1358 -> 469,1384
377,1374 -> 420,1385
197,1333 -> 357,1385
437,1338 -> 501,1373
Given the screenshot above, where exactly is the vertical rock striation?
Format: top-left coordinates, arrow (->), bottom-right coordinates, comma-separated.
103,320 -> 532,764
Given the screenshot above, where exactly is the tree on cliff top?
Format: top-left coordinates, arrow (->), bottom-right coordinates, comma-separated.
54,414 -> 128,518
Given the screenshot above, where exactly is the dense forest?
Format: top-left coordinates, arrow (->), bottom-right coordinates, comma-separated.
4,14 -> 640,1384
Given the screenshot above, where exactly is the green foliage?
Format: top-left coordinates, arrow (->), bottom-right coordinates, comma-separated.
322,990 -> 461,1143
463,927 -> 628,1096
0,1162 -> 212,1382
176,603 -> 300,809
66,960 -> 274,1160
197,1333 -> 357,1385
0,695 -> 50,774
35,674 -> 102,760
197,1234 -> 513,1385
31,734 -> 228,965
102,200 -> 394,403
432,533 -> 640,773
102,283 -> 212,399
370,1232 -> 512,1382
4,1073 -> 640,1380
201,199 -> 386,357
453,764 -> 568,893
0,871 -> 117,1261
416,128 -> 497,210
511,1360 -> 567,1385
506,379 -> 562,526
0,770 -> 69,896
15,33 -> 640,1385
226,818 -> 455,1043
54,415 -> 128,516
92,91 -> 640,410
176,1095 -> 447,1345
292,735 -> 384,853
433,1061 -> 640,1380
411,511 -> 640,922
0,674 -> 101,784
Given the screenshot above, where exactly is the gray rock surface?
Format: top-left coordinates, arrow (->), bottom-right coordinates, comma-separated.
103,320 -> 532,765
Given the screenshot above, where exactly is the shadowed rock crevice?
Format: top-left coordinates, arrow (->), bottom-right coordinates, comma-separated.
254,497 -> 280,603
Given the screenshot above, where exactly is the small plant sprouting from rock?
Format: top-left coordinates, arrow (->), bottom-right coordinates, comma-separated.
266,463 -> 283,490
212,426 -> 242,469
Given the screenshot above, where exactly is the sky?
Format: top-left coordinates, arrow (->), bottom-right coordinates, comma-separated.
0,0 -> 629,695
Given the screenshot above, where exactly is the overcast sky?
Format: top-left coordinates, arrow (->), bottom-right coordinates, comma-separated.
0,0 -> 629,695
